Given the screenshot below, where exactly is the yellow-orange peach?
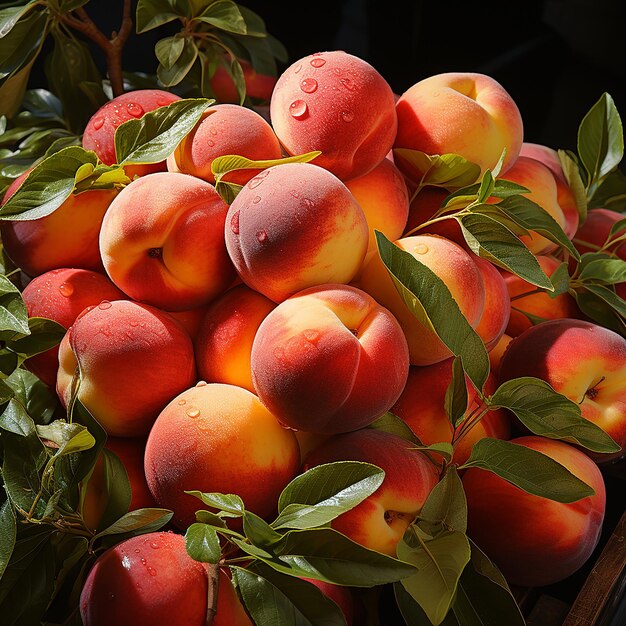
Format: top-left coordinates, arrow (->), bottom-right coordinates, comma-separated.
360,235 -> 485,365
56,300 -> 196,437
100,172 -> 235,311
22,268 -> 126,387
473,257 -> 511,351
488,333 -> 512,378
463,436 -> 606,586
270,51 -> 397,181
144,383 -> 300,529
303,429 -> 438,556
195,285 -> 275,392
251,285 -> 409,433
500,319 -> 626,462
392,359 -> 510,465
1,172 -> 117,276
80,532 -> 208,626
225,163 -> 368,302
394,73 -> 523,177
168,104 -> 282,185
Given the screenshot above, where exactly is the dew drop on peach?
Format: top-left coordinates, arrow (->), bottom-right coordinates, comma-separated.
58,282 -> 74,297
289,99 -> 308,119
300,78 -> 318,93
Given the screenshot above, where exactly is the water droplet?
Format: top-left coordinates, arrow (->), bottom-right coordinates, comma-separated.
196,380 -> 208,387
248,170 -> 270,189
140,558 -> 146,565
310,57 -> 326,68
300,78 -> 318,93
289,100 -> 308,119
58,282 -> 74,297
187,408 -> 200,418
252,195 -> 261,204
121,555 -> 131,570
207,140 -> 215,147
209,128 -> 217,136
256,230 -> 268,243
415,243 -> 429,254
341,110 -> 354,123
150,542 -> 160,549
290,190 -> 301,199
294,64 -> 303,74
432,91 -> 440,98
340,78 -> 356,91
98,301 -> 112,310
302,197 -> 315,208
333,68 -> 342,76
126,102 -> 144,118
230,211 -> 240,235
156,97 -> 171,106
130,320 -> 139,327
177,399 -> 186,406
147,567 -> 157,576
303,329 -> 320,343
134,549 -> 140,554
92,116 -> 105,130
110,593 -> 116,600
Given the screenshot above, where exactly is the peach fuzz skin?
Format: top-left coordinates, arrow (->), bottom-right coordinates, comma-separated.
499,319 -> 626,462
225,163 -> 368,303
392,359 -> 510,465
100,172 -> 235,311
360,235 -> 485,365
573,208 -> 626,259
394,73 -> 523,177
270,51 -> 397,181
144,383 -> 300,529
80,532 -> 208,626
168,104 -> 282,185
195,285 -> 275,392
22,268 -> 126,388
1,172 -> 117,277
251,284 -> 409,434
56,300 -> 196,437
82,89 -> 180,178
473,257 -> 511,351
463,436 -> 606,587
304,429 -> 438,556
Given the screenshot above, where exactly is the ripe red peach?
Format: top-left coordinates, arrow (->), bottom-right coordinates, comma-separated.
303,429 -> 438,556
499,319 -> 626,462
225,163 -> 368,302
360,235 -> 485,365
195,285 -> 275,392
100,172 -> 235,311
214,568 -> 254,626
167,104 -> 282,185
304,579 -> 355,625
473,257 -> 511,351
144,383 -> 300,529
82,89 -> 180,178
1,172 -> 117,276
251,285 -> 409,434
463,436 -> 606,587
210,57 -> 277,103
394,73 -> 523,177
167,306 -> 209,341
502,255 -> 578,336
21,268 -> 126,387
573,208 -> 626,259
519,142 -> 565,183
270,51 -> 397,180
392,359 -> 510,465
56,300 -> 196,437
488,333 -> 512,378
80,532 -> 208,626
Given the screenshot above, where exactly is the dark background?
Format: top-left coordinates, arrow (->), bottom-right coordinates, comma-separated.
39,0 -> 626,150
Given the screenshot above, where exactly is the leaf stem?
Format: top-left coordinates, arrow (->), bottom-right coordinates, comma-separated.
509,287 -> 546,302
205,562 -> 219,626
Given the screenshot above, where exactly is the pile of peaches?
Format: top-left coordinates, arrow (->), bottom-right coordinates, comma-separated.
4,50 -> 625,625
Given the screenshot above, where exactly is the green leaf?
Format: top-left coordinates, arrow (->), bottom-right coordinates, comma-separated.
492,179 -> 530,198
0,2 -> 37,39
375,231 -> 489,391
368,411 -> 422,445
115,98 -> 212,165
155,36 -> 184,70
548,261 -> 570,297
0,9 -> 48,83
195,509 -> 227,527
229,54 -> 246,105
275,461 -> 384,530
232,564 -> 348,626
574,287 -> 626,336
476,170 -> 495,204
4,368 -> 57,424
0,500 -> 16,579
589,167 -> 626,212
398,527 -> 471,626
185,490 -> 245,517
95,448 -> 132,531
0,274 -> 28,335
491,377 -> 619,453
393,149 -> 481,188
95,508 -> 173,538
157,37 -> 198,87
578,93 -> 624,185
418,467 -> 467,535
0,145 -> 97,220
394,583 -> 434,626
414,442 -> 454,462
185,523 -> 221,563
36,420 -> 95,456
579,258 -> 626,284
244,511 -> 283,546
10,316 -> 65,358
136,0 -> 183,33
460,438 -> 596,502
458,213 -> 553,289
584,283 -> 626,317
559,149 -> 588,222
444,356 -> 468,428
197,0 -> 247,34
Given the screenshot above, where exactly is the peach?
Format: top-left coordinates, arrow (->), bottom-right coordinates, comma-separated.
251,285 -> 409,433
100,172 -> 235,311
394,73 -> 523,177
214,568 -> 254,626
573,208 -> 626,259
80,532 -> 208,626
392,359 -> 510,465
303,429 -> 438,556
519,142 -> 566,183
499,319 -> 626,462
82,89 -> 180,178
167,104 -> 282,185
1,172 -> 116,276
21,268 -> 126,387
502,255 -> 578,337
360,235 -> 485,365
344,159 -> 409,258
56,300 -> 196,437
144,383 -> 300,529
488,333 -> 512,378
463,436 -> 606,587
210,57 -> 277,103
225,163 -> 368,302
167,306 -> 209,341
473,257 -> 511,351
304,579 -> 355,625
270,51 -> 397,180
195,285 -> 275,392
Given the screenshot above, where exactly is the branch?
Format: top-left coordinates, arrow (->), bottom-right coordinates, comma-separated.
206,563 -> 220,626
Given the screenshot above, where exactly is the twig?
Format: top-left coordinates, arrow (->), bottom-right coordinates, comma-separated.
206,563 -> 220,626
